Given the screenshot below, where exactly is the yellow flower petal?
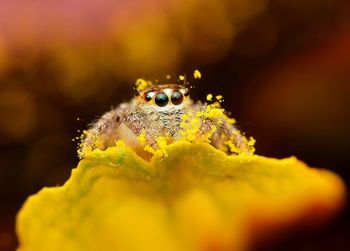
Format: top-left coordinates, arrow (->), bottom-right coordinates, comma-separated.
16,141 -> 346,251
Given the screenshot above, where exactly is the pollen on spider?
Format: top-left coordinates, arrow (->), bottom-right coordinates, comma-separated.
78,79 -> 255,159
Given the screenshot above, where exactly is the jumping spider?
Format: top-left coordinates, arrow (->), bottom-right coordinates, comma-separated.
79,83 -> 253,159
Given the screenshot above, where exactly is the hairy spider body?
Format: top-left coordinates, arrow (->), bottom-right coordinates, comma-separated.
79,83 -> 252,159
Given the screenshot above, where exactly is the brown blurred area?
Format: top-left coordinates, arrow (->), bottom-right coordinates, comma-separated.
1,0 -> 350,250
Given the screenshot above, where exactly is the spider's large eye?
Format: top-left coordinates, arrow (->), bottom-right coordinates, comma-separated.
171,90 -> 183,105
144,91 -> 153,102
155,92 -> 168,107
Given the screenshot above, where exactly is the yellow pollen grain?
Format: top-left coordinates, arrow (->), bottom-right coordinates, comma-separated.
194,69 -> 202,79
135,78 -> 152,92
137,130 -> 147,145
206,94 -> 213,101
216,95 -> 223,100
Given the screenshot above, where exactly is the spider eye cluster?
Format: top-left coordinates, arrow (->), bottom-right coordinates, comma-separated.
144,89 -> 185,107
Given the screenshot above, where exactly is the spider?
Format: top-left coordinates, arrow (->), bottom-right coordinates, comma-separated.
79,83 -> 253,159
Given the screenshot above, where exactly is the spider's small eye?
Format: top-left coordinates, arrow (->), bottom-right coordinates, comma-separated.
144,91 -> 153,102
183,89 -> 189,97
155,92 -> 169,107
171,90 -> 183,105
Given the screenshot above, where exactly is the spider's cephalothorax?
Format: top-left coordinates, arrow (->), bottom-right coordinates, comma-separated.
79,83 -> 253,159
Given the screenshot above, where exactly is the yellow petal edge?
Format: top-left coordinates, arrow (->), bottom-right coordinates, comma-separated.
16,141 -> 346,251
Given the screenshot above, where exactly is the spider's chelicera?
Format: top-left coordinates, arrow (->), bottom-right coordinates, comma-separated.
79,83 -> 254,159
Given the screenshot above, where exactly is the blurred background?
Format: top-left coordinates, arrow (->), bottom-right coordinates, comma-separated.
0,0 -> 350,250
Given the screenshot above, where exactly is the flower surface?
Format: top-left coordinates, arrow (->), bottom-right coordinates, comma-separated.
16,141 -> 345,251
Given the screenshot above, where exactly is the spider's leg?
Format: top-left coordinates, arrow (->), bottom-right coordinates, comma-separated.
79,103 -> 129,158
213,118 -> 253,154
196,115 -> 253,155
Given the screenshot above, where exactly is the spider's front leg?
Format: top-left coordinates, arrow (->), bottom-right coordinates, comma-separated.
197,117 -> 253,155
78,103 -> 129,158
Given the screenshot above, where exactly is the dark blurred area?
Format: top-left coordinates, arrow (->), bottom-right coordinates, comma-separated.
1,0 -> 350,250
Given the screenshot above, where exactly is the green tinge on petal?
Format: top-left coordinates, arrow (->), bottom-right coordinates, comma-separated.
16,141 -> 346,251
